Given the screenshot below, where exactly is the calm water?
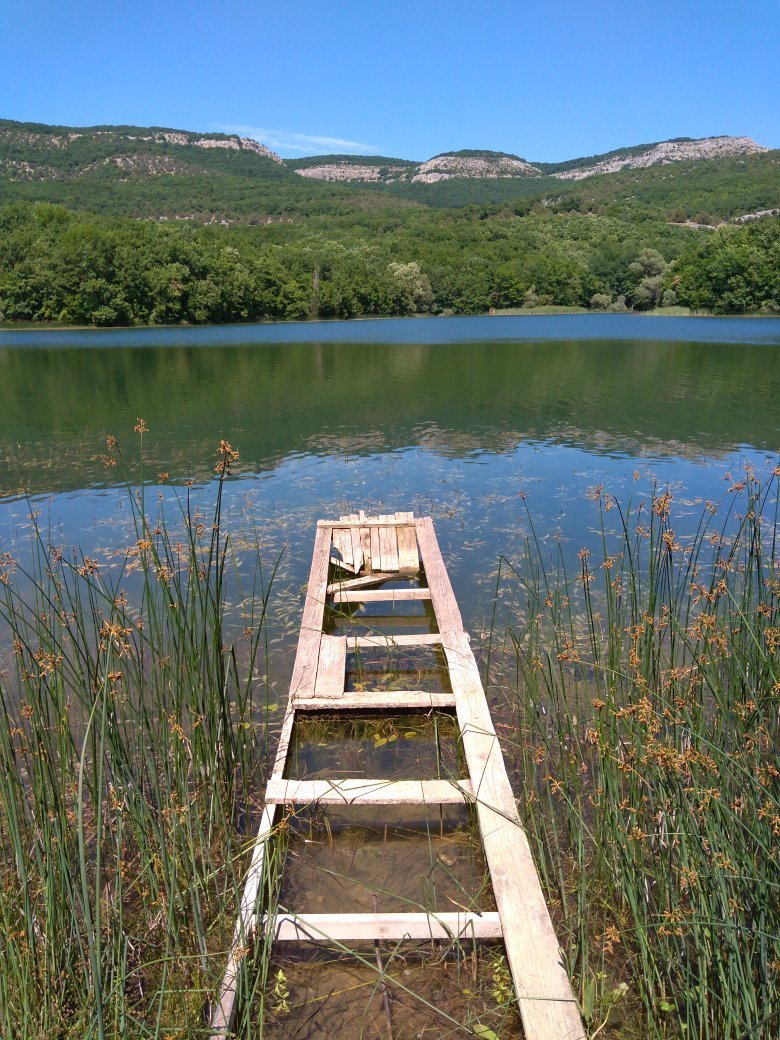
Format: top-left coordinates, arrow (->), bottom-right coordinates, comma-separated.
1,314 -> 779,696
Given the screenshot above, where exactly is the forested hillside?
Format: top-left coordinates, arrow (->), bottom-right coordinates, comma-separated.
0,119 -> 778,325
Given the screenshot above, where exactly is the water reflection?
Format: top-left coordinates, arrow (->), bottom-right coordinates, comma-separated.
0,318 -> 778,699
0,327 -> 778,496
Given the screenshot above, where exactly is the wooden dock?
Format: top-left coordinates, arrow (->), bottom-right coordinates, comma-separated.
211,511 -> 585,1040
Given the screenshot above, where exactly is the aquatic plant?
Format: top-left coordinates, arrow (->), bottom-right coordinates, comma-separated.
496,468 -> 779,1038
0,432 -> 277,1038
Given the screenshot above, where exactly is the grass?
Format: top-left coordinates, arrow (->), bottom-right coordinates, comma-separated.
0,435 -> 278,1038
489,469 -> 779,1038
489,306 -> 698,317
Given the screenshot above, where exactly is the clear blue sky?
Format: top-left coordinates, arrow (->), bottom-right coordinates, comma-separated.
2,0 -> 778,161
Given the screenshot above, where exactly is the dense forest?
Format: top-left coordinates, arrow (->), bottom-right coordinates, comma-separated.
1,201 -> 777,325
0,120 -> 778,325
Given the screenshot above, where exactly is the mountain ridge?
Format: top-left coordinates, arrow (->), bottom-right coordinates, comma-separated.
0,119 -> 777,221
0,119 -> 768,186
286,134 -> 767,184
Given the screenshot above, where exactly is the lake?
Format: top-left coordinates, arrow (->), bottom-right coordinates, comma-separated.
1,313 -> 779,699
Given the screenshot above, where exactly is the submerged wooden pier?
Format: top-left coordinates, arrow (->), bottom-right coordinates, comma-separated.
212,511 -> 585,1040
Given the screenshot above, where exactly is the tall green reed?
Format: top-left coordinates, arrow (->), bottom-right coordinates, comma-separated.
0,433 -> 277,1039
495,470 -> 779,1038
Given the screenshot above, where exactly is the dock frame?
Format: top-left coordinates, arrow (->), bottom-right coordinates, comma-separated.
211,511 -> 584,1040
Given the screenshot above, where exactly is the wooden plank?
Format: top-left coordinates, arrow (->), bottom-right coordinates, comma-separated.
292,691 -> 456,710
358,510 -> 372,572
289,543 -> 331,699
348,633 -> 442,649
210,703 -> 297,1037
443,630 -> 585,1040
269,704 -> 298,779
288,629 -> 321,703
327,572 -> 395,594
332,587 -> 432,604
265,777 -> 473,805
369,524 -> 382,573
296,524 -> 333,634
313,634 -> 347,699
331,526 -> 357,573
337,615 -> 430,631
415,516 -> 465,638
396,510 -> 420,569
272,911 -> 502,942
340,514 -> 365,575
378,515 -> 400,571
319,519 -> 416,528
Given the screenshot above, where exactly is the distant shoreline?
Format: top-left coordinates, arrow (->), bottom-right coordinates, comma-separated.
5,305 -> 780,335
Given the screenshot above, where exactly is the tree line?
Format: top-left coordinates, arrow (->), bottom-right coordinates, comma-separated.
0,201 -> 777,326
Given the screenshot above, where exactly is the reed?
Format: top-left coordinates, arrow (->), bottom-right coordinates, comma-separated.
3,434 -> 777,1038
0,435 -> 278,1039
494,469 -> 779,1038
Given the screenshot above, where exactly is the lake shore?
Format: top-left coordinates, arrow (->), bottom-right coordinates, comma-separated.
7,303 -> 780,334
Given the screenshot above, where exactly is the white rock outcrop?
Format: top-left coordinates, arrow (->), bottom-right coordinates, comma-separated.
411,154 -> 541,182
553,136 -> 767,181
296,163 -> 409,182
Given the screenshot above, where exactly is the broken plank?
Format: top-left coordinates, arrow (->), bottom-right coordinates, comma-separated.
327,572 -> 395,594
370,524 -> 381,573
332,587 -> 432,604
340,514 -> 365,575
272,911 -> 502,942
331,526 -> 357,573
359,521 -> 372,572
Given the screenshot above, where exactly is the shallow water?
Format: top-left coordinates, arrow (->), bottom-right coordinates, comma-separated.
1,314 -> 778,693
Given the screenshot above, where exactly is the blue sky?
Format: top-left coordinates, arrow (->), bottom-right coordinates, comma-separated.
2,0 -> 778,161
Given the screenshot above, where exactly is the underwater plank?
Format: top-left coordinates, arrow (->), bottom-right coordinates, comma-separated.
272,911 -> 503,942
332,587 -> 431,603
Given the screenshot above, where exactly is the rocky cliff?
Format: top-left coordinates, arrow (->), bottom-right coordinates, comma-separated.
552,136 -> 767,181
